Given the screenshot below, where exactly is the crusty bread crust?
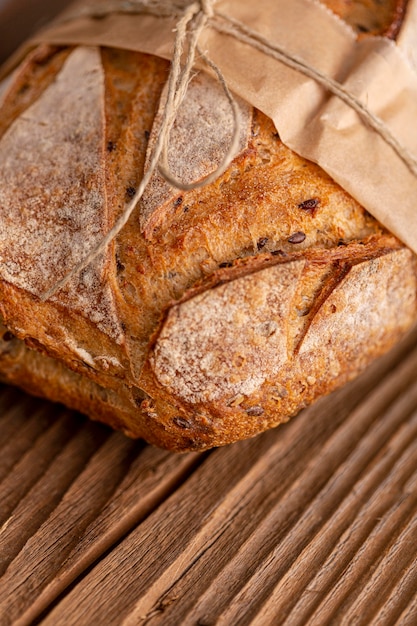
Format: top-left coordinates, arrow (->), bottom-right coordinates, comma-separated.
0,0 -> 415,450
325,0 -> 408,37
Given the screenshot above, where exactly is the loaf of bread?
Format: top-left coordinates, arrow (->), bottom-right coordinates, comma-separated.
0,0 -> 415,451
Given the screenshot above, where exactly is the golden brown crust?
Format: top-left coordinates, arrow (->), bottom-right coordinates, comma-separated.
135,237 -> 417,450
323,0 -> 409,37
0,0 -> 415,450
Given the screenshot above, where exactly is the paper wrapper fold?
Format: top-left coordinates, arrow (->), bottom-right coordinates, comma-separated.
2,0 -> 417,253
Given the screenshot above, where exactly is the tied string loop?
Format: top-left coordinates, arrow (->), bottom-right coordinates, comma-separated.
158,44 -> 242,191
41,0 -> 417,301
157,3 -> 242,191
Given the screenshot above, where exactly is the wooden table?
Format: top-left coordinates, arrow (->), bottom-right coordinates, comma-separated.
1,324 -> 417,625
0,0 -> 73,63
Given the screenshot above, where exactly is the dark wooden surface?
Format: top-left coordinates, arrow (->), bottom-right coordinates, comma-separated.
0,0 -> 73,63
1,325 -> 417,625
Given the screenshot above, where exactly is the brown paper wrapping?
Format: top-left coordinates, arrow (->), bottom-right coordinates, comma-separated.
2,0 -> 417,253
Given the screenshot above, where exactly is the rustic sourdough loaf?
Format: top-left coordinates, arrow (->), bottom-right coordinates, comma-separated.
0,0 -> 415,451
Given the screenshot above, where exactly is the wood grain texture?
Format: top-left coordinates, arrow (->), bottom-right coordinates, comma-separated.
0,398 -> 202,626
0,325 -> 416,625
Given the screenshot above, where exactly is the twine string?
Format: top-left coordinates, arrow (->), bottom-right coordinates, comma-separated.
214,11 -> 417,177
42,0 -> 222,300
40,0 -> 417,300
158,44 -> 242,191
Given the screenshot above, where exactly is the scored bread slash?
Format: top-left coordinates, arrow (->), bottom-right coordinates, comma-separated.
139,71 -> 253,238
137,241 -> 417,450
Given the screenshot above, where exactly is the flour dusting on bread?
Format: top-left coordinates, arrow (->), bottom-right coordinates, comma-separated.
0,46 -> 123,341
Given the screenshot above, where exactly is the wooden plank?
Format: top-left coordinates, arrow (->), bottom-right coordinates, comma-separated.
247,413 -> 417,625
31,330 -> 417,626
0,400 -> 64,482
370,559 -> 417,625
9,446 -> 202,626
0,399 -> 202,626
396,592 -> 417,626
0,416 -> 109,579
0,387 -> 38,451
0,411 -> 86,525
